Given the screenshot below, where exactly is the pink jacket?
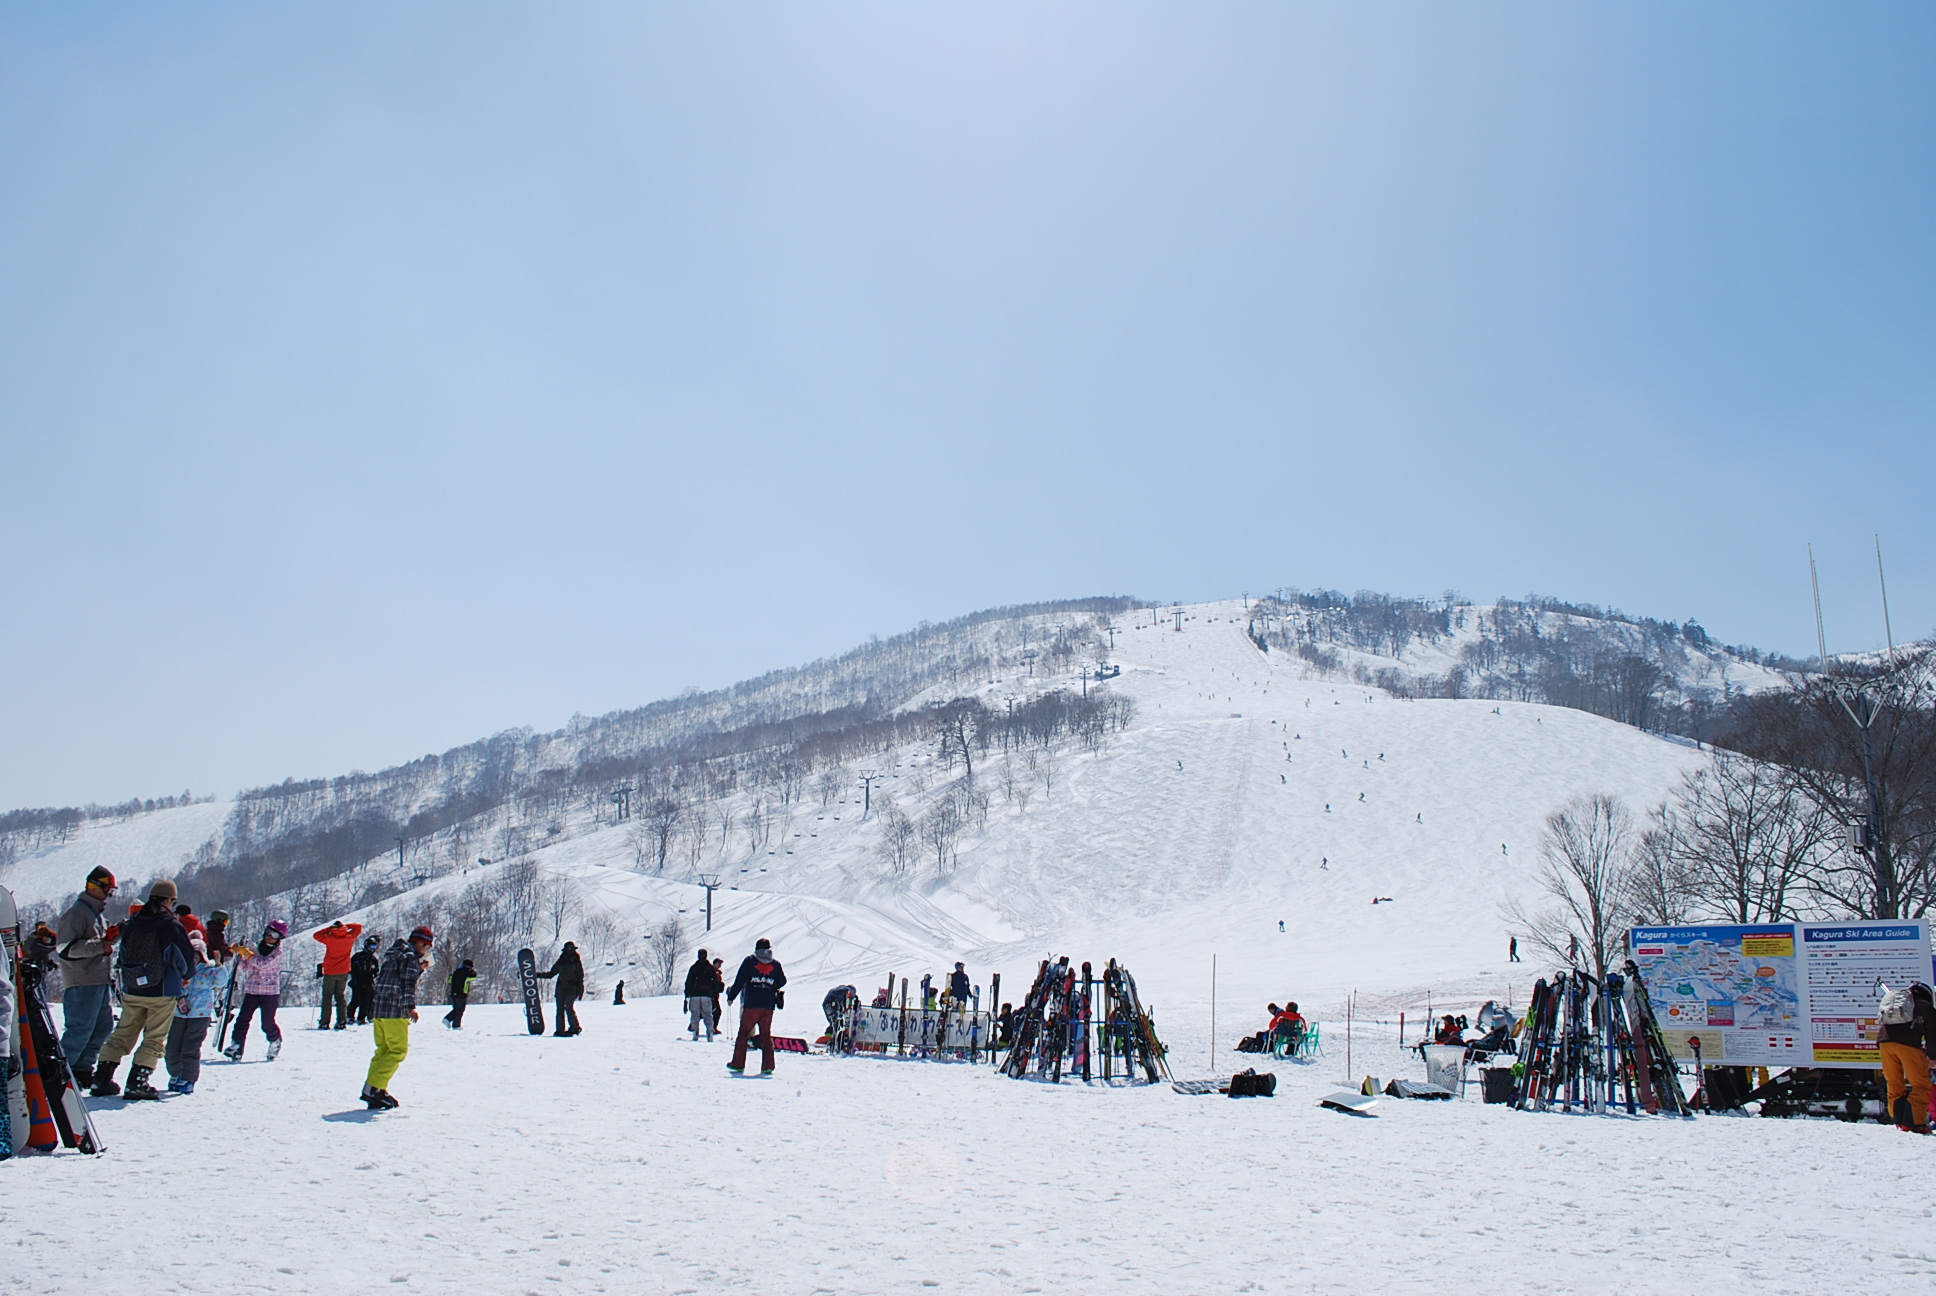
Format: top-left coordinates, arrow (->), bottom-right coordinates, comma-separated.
242,943 -> 286,995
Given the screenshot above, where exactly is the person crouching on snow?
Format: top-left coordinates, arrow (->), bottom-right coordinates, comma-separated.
726,938 -> 786,1076
224,920 -> 290,1060
362,926 -> 433,1110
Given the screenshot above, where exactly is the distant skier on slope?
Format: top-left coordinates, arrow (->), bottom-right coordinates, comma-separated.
725,938 -> 787,1076
361,926 -> 433,1110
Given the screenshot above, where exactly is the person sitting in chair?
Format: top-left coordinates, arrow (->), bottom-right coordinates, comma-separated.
1270,1002 -> 1306,1056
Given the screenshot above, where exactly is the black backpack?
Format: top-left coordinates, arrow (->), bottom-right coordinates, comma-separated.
1227,1068 -> 1277,1098
118,922 -> 166,994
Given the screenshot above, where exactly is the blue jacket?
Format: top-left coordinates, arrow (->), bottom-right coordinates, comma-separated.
727,956 -> 786,1011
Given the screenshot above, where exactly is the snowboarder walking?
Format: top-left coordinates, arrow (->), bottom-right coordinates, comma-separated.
537,942 -> 585,1036
443,958 -> 477,1029
362,926 -> 433,1110
90,879 -> 198,1100
312,920 -> 364,1030
726,938 -> 786,1076
349,935 -> 380,1024
685,949 -> 719,1040
54,866 -> 120,1086
1508,936 -> 1520,963
224,920 -> 290,1060
1878,982 -> 1936,1133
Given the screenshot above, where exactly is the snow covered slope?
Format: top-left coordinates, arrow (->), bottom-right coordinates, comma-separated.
326,600 -> 1708,1028
0,798 -> 229,912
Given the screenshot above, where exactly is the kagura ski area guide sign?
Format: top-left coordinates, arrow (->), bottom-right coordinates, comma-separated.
1629,920 -> 1933,1068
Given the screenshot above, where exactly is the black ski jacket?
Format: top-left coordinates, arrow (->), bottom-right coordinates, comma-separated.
117,902 -> 199,998
1880,986 -> 1936,1058
728,956 -> 786,1011
684,958 -> 719,997
350,949 -> 379,986
538,949 -> 584,998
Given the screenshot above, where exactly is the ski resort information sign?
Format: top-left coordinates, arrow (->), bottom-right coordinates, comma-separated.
1629,921 -> 1932,1068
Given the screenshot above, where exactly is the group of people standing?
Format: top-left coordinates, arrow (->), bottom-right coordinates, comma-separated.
40,866 -> 444,1111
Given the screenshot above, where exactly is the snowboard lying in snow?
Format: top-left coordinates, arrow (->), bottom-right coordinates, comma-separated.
1318,1090 -> 1379,1115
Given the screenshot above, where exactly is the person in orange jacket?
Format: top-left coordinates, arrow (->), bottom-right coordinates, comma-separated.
312,920 -> 364,1031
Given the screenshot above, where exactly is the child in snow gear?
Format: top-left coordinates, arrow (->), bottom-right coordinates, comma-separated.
363,927 -> 433,1109
536,942 -> 585,1036
349,935 -> 380,1024
1877,982 -> 1936,1132
225,920 -> 289,1059
91,880 -> 198,1101
312,920 -> 364,1030
443,959 -> 477,1028
726,939 -> 786,1074
685,949 -> 720,1040
166,924 -> 223,1093
55,866 -> 120,1086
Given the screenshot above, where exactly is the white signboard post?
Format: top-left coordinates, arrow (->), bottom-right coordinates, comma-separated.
1629,920 -> 1931,1069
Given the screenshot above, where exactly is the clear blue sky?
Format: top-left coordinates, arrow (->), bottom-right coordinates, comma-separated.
2,4 -> 1931,808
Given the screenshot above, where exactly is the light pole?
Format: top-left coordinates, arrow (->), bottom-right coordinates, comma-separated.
696,874 -> 721,932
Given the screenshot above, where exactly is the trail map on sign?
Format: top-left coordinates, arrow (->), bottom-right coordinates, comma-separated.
1629,926 -> 1804,1066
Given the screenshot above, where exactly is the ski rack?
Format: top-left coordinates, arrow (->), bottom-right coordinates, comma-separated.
1510,965 -> 1692,1119
1000,955 -> 1170,1085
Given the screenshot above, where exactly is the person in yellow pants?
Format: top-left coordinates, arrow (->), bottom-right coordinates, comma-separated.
362,925 -> 433,1110
1878,982 -> 1936,1133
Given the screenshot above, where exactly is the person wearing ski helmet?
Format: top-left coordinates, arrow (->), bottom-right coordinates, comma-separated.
1879,982 -> 1936,1133
726,938 -> 787,1076
349,934 -> 381,1025
54,866 -> 121,1086
90,879 -> 198,1100
362,926 -> 433,1109
225,920 -> 290,1060
536,941 -> 585,1036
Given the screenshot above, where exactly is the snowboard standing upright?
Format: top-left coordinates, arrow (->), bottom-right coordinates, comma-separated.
517,948 -> 545,1036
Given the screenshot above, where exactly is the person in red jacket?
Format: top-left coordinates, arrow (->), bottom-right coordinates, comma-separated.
312,920 -> 364,1031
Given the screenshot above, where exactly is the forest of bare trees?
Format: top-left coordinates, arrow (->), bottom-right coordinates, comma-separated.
1511,648 -> 1936,965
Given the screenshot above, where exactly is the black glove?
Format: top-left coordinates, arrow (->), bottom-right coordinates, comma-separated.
775,991 -> 785,1010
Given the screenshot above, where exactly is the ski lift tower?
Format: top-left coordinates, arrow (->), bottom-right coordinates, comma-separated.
696,873 -> 721,932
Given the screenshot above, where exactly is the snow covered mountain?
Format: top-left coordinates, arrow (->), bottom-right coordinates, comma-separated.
5,594 -> 1775,1025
